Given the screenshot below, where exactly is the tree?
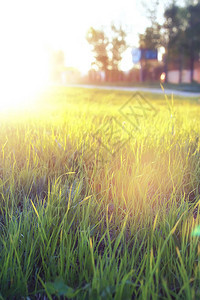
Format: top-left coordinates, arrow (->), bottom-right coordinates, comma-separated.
163,2 -> 200,83
86,25 -> 127,81
185,3 -> 200,82
86,27 -> 109,73
139,19 -> 162,82
109,24 -> 127,71
140,1 -> 200,84
163,4 -> 188,83
138,0 -> 163,81
139,0 -> 162,49
139,23 -> 162,50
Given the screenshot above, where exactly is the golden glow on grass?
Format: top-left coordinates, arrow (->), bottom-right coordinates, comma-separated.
1,87 -> 199,210
0,87 -> 199,298
24,87 -> 198,216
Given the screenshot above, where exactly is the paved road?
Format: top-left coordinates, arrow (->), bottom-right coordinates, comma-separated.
66,84 -> 200,98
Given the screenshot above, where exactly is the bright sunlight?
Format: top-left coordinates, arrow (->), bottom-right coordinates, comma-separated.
0,44 -> 50,111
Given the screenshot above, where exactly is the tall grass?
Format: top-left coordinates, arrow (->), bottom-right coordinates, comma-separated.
0,87 -> 200,299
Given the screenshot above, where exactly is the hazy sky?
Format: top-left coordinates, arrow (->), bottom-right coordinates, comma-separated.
0,0 -> 187,81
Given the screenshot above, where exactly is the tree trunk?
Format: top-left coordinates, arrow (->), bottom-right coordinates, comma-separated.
190,43 -> 194,83
178,50 -> 183,84
164,53 -> 169,84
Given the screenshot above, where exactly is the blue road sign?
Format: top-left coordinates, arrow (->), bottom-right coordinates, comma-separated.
131,48 -> 141,64
132,48 -> 158,63
142,49 -> 158,60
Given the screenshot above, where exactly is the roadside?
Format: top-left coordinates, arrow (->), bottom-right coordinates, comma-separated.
76,81 -> 200,93
66,83 -> 200,98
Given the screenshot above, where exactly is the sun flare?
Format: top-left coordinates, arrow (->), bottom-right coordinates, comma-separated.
0,45 -> 50,112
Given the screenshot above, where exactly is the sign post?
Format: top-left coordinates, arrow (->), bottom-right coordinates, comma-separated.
131,48 -> 141,64
131,48 -> 158,82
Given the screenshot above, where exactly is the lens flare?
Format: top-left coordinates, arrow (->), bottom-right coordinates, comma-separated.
0,46 -> 50,112
160,72 -> 166,83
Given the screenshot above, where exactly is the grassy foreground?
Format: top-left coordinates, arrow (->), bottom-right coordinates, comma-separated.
0,87 -> 200,299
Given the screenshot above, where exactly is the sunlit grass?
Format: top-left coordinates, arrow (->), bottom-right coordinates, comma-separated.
0,87 -> 200,299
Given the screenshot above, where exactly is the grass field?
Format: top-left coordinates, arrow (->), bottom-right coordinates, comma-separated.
0,87 -> 200,299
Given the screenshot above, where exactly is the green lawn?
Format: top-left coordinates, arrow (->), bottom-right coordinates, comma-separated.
0,87 -> 200,299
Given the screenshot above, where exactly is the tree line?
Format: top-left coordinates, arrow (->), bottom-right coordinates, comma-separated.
140,0 -> 200,83
86,1 -> 200,83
